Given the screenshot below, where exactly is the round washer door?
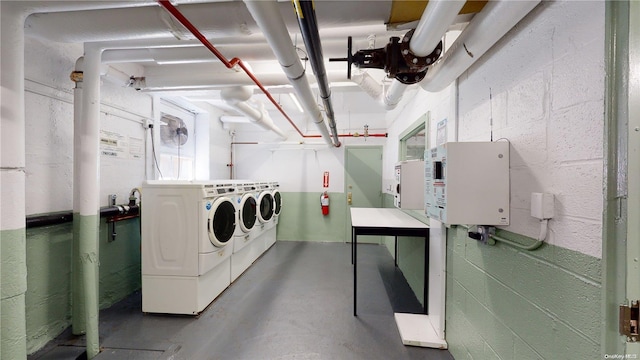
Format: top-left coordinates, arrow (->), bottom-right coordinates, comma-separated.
272,189 -> 281,216
207,197 -> 236,247
257,192 -> 274,223
239,193 -> 257,233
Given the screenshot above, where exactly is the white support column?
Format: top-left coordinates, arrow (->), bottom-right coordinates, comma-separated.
0,3 -> 28,359
78,43 -> 103,359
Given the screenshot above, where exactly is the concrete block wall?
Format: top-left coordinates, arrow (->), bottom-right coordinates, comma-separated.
383,1 -> 605,358
457,0 -> 604,258
17,36 -> 152,354
451,1 -> 604,358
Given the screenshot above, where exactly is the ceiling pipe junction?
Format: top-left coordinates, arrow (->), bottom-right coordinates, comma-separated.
330,29 -> 442,85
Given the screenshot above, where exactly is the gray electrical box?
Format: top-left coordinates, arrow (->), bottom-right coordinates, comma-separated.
424,142 -> 510,225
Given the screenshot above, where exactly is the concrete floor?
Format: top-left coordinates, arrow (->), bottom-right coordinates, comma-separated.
30,241 -> 453,360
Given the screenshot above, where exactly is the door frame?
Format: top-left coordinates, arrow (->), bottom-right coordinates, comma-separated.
602,0 -> 639,356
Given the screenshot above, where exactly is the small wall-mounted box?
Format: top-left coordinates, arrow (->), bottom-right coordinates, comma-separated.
530,192 -> 554,220
424,142 -> 510,225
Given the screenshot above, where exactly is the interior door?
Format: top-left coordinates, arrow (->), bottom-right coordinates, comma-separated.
344,146 -> 383,244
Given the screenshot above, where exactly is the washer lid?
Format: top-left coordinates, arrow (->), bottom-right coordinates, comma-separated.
207,197 -> 236,247
257,192 -> 274,223
239,193 -> 257,233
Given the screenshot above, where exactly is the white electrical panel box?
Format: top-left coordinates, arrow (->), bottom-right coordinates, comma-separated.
394,160 -> 425,210
424,142 -> 510,225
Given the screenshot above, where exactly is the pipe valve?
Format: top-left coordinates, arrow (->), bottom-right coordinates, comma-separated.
330,30 -> 442,85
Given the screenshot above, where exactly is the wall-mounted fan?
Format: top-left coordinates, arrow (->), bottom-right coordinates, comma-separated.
160,113 -> 189,147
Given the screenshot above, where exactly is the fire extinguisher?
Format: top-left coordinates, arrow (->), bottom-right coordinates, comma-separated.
320,191 -> 330,216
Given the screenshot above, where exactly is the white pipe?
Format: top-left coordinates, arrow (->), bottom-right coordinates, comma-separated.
71,57 -> 87,337
421,0 -> 541,92
24,1 -> 394,43
351,72 -> 383,100
78,43 -> 102,359
100,64 -> 133,87
221,86 -> 288,139
243,0 -> 333,146
383,81 -> 410,110
372,0 -> 463,109
410,0 -> 466,57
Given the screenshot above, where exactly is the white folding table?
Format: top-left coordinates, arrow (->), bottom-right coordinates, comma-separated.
350,207 -> 447,348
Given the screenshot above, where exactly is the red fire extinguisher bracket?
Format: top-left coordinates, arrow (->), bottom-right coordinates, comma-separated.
321,191 -> 330,216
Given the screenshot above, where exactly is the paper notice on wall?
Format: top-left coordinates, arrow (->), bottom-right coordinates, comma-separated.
129,137 -> 144,159
436,118 -> 447,146
100,130 -> 127,159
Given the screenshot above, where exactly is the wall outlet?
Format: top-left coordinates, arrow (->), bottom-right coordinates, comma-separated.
531,192 -> 554,220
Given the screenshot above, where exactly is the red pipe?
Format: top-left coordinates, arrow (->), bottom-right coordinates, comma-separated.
157,0 -> 307,138
157,1 -> 385,143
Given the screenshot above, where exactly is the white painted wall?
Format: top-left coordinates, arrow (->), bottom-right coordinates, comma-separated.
384,0 -> 604,259
233,94 -> 387,191
24,37 -> 152,214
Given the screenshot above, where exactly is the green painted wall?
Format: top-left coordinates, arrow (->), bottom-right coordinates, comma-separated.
1,228 -> 28,360
446,226 -> 601,359
23,218 -> 141,354
276,192 -> 429,306
277,192 -> 347,242
381,193 -> 428,307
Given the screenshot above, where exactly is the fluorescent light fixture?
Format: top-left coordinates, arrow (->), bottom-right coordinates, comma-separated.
289,93 -> 304,113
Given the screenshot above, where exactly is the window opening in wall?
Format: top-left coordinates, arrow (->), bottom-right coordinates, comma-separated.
399,114 -> 428,161
157,110 -> 196,180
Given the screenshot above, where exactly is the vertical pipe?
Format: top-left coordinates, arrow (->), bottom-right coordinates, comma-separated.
78,44 -> 102,359
0,3 -> 28,359
71,57 -> 87,336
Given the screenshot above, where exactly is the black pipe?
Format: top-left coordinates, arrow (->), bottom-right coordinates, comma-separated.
293,0 -> 341,147
26,212 -> 74,228
26,205 -> 140,229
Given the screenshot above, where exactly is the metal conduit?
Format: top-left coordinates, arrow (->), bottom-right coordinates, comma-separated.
292,0 -> 341,147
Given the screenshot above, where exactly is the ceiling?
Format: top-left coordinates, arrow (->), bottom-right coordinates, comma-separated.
22,0 -> 481,135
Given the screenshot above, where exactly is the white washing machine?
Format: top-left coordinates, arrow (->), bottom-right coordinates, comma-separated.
141,180 -> 237,315
263,181 -> 281,250
256,182 -> 275,230
227,181 -> 263,282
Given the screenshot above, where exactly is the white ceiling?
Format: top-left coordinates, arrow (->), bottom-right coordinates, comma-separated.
22,1 -> 469,134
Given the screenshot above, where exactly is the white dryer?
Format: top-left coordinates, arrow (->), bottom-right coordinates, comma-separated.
141,180 -> 237,315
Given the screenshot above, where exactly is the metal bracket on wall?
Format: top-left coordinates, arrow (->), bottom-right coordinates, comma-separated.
467,225 -> 496,245
619,300 -> 639,342
108,194 -> 117,242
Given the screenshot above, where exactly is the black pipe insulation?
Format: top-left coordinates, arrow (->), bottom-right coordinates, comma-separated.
26,204 -> 140,229
293,0 -> 341,147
